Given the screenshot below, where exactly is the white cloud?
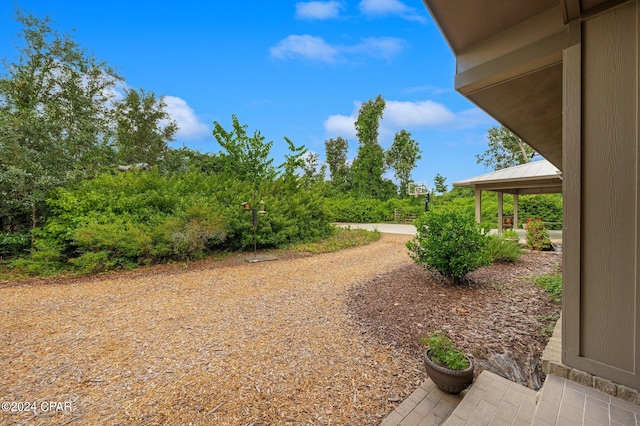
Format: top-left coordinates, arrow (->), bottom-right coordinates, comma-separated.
270,35 -> 405,63
270,35 -> 339,63
163,96 -> 210,140
323,99 -> 492,142
295,1 -> 343,20
324,112 -> 358,139
348,37 -> 406,60
384,100 -> 455,128
358,0 -> 427,22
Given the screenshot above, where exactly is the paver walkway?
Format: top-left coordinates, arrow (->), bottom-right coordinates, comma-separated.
380,379 -> 462,426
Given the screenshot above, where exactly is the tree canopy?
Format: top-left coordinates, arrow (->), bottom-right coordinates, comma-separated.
385,129 -> 421,197
475,125 -> 535,170
433,173 -> 448,194
351,95 -> 389,199
0,10 -> 180,237
114,88 -> 178,166
0,10 -> 122,235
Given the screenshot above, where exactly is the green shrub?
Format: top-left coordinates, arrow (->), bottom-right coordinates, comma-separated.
157,204 -> 227,260
68,251 -> 114,273
324,197 -> 423,223
10,239 -> 64,276
486,233 -> 522,263
421,331 -> 470,370
519,194 -> 563,230
407,209 -> 489,284
0,233 -> 30,258
525,218 -> 551,250
14,169 -> 333,275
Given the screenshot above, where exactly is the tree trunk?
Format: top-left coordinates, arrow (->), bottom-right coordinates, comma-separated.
517,141 -> 531,163
31,202 -> 36,251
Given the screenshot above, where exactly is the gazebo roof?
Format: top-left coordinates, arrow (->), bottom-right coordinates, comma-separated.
452,160 -> 562,195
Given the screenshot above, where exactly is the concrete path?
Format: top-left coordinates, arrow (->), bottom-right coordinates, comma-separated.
335,222 -> 417,235
336,223 -> 563,244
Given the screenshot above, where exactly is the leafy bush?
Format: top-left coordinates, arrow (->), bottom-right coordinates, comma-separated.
10,239 -> 64,276
324,197 -> 423,223
525,218 -> 551,250
407,209 -> 489,283
421,331 -> 470,370
0,233 -> 30,258
15,168 -> 332,275
519,194 -> 563,230
158,205 -> 227,260
486,233 -> 522,263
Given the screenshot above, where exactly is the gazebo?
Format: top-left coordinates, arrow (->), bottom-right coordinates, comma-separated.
452,160 -> 562,232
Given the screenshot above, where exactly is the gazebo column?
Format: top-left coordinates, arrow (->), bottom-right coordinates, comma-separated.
474,188 -> 482,223
513,194 -> 519,230
497,192 -> 504,232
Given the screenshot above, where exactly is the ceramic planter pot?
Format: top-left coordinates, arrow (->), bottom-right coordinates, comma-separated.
423,350 -> 474,394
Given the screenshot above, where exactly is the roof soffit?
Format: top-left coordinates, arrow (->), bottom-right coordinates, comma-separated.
423,0 -> 558,54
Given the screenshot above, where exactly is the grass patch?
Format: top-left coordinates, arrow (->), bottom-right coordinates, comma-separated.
540,313 -> 560,341
290,227 -> 381,254
532,269 -> 562,303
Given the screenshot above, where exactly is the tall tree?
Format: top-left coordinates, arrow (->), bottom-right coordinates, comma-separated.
212,115 -> 276,188
300,152 -> 326,185
324,136 -> 349,189
0,10 -> 121,235
385,129 -> 422,197
351,95 -> 386,199
476,125 -> 535,170
433,173 -> 448,194
114,88 -> 178,166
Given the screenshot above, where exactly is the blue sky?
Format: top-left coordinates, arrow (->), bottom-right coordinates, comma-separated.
0,0 -> 499,188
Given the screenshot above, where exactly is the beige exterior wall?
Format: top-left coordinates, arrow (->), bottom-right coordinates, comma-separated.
564,0 -> 640,389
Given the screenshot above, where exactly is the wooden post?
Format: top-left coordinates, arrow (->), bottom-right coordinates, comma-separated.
474,188 -> 482,223
497,192 -> 504,232
513,194 -> 519,230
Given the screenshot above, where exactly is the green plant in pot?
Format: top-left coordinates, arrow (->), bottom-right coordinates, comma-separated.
421,331 -> 474,394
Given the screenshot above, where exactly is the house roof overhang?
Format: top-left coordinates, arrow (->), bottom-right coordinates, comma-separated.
422,0 -> 616,172
452,160 -> 563,195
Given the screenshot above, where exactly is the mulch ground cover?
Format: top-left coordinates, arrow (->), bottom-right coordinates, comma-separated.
347,250 -> 562,391
1,235 -> 561,425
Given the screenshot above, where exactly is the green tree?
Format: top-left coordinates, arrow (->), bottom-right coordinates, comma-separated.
300,152 -> 326,185
212,115 -> 276,188
433,173 -> 448,194
0,10 -> 121,236
114,88 -> 178,166
351,95 -> 386,199
385,129 -> 421,197
476,125 -> 535,170
279,136 -> 307,187
325,136 -> 350,190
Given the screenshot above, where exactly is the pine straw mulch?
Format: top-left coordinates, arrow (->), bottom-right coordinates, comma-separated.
0,234 -> 562,425
1,234 -> 422,426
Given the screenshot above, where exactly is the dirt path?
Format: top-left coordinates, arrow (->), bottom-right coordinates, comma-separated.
1,234 -> 421,425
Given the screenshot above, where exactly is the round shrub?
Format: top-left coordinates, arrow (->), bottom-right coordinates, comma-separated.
407,210 -> 489,284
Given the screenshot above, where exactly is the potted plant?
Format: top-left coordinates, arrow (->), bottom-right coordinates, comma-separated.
421,331 -> 474,394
